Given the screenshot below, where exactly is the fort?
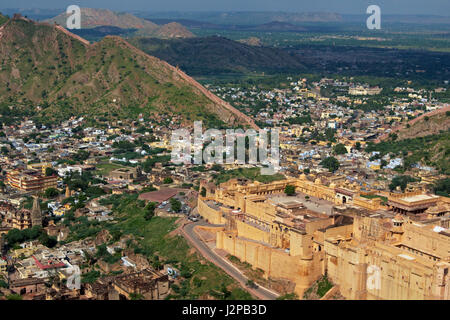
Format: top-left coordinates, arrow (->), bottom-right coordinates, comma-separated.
197,175 -> 450,299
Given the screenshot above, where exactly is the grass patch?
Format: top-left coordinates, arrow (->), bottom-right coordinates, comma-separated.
94,162 -> 126,176
303,274 -> 333,300
360,194 -> 388,205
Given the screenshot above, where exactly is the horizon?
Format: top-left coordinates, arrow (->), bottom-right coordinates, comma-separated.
1,8 -> 450,17
0,0 -> 449,16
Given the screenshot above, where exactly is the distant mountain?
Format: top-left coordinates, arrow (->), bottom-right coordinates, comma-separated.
146,18 -> 221,29
136,22 -> 194,39
343,14 -> 450,25
0,15 -> 256,128
46,8 -> 194,39
139,11 -> 343,25
239,21 -> 308,32
130,36 -> 305,76
145,18 -> 309,32
237,37 -> 262,47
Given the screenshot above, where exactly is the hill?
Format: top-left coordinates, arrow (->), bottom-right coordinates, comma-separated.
141,11 -> 342,25
367,109 -> 450,174
46,8 -> 194,39
0,15 -> 256,129
130,36 -> 305,76
0,13 -> 7,25
378,106 -> 450,142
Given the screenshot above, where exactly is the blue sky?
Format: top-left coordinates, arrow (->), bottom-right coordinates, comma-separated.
0,0 -> 449,15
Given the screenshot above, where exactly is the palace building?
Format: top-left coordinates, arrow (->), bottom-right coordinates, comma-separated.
198,176 -> 450,300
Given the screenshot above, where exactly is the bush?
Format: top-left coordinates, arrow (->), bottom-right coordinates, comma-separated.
44,187 -> 59,198
284,185 -> 296,196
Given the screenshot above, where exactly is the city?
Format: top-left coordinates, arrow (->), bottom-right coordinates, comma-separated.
0,0 -> 448,311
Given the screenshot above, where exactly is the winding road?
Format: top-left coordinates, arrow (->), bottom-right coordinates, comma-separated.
181,220 -> 279,300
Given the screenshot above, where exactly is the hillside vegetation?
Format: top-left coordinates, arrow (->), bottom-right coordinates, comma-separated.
0,16 -> 252,127
366,130 -> 450,174
131,36 -> 305,76
0,13 -> 7,25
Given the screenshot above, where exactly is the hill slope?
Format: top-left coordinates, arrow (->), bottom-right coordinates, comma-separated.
0,13 -> 7,25
46,8 -> 194,39
368,109 -> 450,174
130,36 -> 305,76
0,16 -> 256,128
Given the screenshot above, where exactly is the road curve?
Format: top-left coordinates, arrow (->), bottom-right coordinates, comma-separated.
181,220 -> 279,300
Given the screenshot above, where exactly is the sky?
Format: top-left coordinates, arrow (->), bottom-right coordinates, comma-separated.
0,0 -> 449,15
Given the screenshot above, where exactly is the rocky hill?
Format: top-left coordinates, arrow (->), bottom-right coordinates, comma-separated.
46,8 -> 194,39
378,106 -> 450,142
0,15 -> 256,128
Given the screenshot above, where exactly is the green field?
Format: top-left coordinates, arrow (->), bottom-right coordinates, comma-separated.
94,162 -> 126,176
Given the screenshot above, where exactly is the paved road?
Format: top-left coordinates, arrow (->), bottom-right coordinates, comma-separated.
181,220 -> 279,300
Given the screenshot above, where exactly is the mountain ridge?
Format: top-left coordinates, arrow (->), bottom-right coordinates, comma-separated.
46,8 -> 194,39
0,16 -> 256,129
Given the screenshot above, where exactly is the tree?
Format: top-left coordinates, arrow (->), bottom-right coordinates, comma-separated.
284,185 -> 296,196
145,202 -> 157,220
170,198 -> 181,212
389,175 -> 418,192
433,178 -> 450,197
200,187 -> 207,197
333,143 -> 347,155
320,157 -> 340,173
39,232 -> 57,248
355,142 -> 361,151
45,167 -> 58,177
163,177 -> 173,184
44,187 -> 59,198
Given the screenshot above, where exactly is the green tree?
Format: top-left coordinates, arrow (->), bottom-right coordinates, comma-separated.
389,175 -> 418,192
145,202 -> 157,220
284,185 -> 296,196
200,187 -> 207,197
163,177 -> 173,184
170,198 -> 181,213
320,157 -> 340,173
44,187 -> 59,198
45,167 -> 58,176
433,178 -> 450,197
333,143 -> 347,155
